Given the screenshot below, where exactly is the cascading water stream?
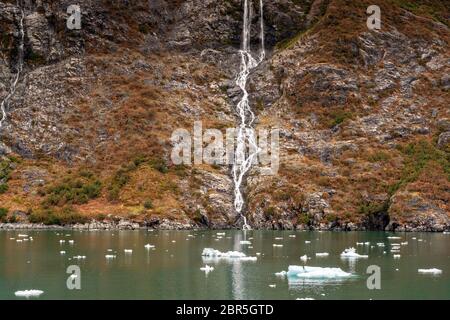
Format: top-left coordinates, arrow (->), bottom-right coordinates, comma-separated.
0,1 -> 25,130
232,0 -> 265,230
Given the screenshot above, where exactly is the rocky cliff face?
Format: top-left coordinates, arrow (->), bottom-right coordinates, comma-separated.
0,0 -> 448,231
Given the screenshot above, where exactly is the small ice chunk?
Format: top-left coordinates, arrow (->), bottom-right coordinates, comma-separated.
124,249 -> 133,253
315,253 -> 329,257
401,242 -> 408,245
304,241 -> 311,244
296,298 -> 315,300
388,236 -> 401,240
273,244 -> 283,247
376,243 -> 385,247
393,254 -> 401,259
60,251 -> 66,255
216,232 -> 225,236
15,290 -> 44,298
59,240 -> 65,244
240,240 -> 251,245
340,247 -> 368,259
287,265 -> 352,279
300,255 -> 309,262
274,237 -> 283,240
289,235 -> 296,238
275,271 -> 287,277
73,255 -> 86,259
171,240 -> 176,243
268,284 -> 276,288
105,255 -> 116,259
16,239 -> 23,243
144,244 -> 155,249
200,265 -> 214,272
256,252 -> 261,256
201,248 -> 257,261
68,240 -> 74,244
18,234 -> 28,238
418,268 -> 442,274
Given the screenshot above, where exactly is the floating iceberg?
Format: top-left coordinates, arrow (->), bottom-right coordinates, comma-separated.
201,248 -> 257,261
300,255 -> 309,262
15,290 -> 44,298
315,253 -> 329,257
287,265 -> 353,279
200,265 -> 214,272
340,247 -> 368,259
418,268 -> 442,274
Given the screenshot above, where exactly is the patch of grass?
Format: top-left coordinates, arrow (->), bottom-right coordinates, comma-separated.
41,173 -> 102,207
143,199 -> 153,209
0,207 -> 8,222
391,0 -> 450,27
367,151 -> 391,163
389,139 -> 449,194
329,110 -> 353,127
0,156 -> 18,194
29,207 -> 88,225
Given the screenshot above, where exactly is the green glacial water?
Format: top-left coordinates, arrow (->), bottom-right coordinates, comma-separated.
0,230 -> 449,300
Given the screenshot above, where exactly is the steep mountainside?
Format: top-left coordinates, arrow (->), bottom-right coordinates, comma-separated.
0,0 -> 448,231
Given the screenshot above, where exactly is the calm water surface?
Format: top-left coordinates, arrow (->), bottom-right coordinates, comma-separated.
0,230 -> 449,300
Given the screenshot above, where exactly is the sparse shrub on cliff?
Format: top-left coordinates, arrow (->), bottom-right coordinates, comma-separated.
29,207 -> 88,225
0,207 -> 8,222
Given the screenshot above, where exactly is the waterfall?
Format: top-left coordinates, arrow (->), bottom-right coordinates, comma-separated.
0,1 -> 25,130
232,0 -> 265,230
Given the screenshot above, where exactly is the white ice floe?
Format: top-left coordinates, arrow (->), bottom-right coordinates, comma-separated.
15,290 -> 44,298
240,240 -> 251,245
401,242 -> 408,245
376,243 -> 385,247
274,237 -> 283,240
60,251 -> 66,255
296,298 -> 315,300
9,238 -> 15,240
289,235 -> 296,238
273,244 -> 283,247
216,232 -> 225,236
275,271 -> 287,277
387,236 -> 401,240
18,234 -> 28,238
315,253 -> 329,257
393,254 -> 401,259
418,268 -> 442,275
200,265 -> 214,272
340,248 -> 368,259
268,284 -> 276,288
171,240 -> 176,243
202,248 -> 257,261
59,240 -> 65,244
105,255 -> 116,259
356,242 -> 370,246
68,240 -> 74,244
144,244 -> 155,249
124,249 -> 133,253
16,239 -> 23,243
287,265 -> 352,279
443,231 -> 449,235
300,255 -> 310,262
256,252 -> 261,256
73,255 -> 86,259
304,241 -> 311,244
